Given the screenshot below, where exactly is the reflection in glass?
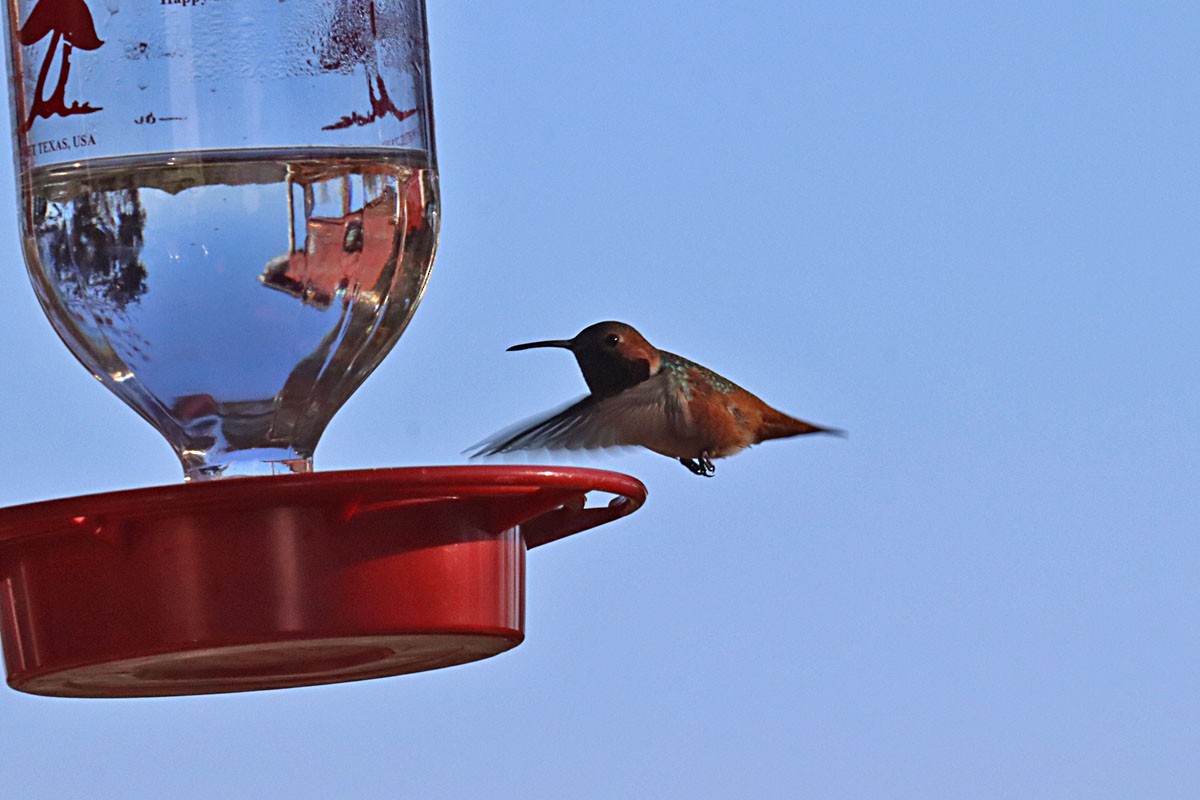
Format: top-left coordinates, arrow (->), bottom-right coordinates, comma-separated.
25,149 -> 438,479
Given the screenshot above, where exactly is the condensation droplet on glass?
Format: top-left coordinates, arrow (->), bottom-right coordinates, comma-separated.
107,0 -> 119,14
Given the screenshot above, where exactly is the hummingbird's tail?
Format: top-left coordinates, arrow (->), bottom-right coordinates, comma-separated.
758,407 -> 846,442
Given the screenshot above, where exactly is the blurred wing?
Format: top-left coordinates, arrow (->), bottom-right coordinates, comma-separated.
468,374 -> 679,455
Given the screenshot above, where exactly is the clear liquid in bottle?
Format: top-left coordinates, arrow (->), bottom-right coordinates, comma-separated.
22,147 -> 439,479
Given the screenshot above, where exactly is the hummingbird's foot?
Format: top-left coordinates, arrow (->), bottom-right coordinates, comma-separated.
680,453 -> 717,477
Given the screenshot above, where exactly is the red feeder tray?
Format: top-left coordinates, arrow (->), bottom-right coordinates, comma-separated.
0,466 -> 646,698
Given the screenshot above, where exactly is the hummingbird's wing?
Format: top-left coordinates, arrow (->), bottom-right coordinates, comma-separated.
468,373 -> 682,456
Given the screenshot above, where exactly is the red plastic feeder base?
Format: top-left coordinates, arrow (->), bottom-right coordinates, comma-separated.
0,466 -> 645,698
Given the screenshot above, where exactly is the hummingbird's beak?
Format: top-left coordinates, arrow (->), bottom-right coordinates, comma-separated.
507,339 -> 574,352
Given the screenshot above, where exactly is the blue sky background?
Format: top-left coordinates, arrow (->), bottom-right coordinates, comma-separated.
2,2 -> 1199,797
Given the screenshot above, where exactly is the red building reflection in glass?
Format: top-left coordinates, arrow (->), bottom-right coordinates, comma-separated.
260,168 -> 427,311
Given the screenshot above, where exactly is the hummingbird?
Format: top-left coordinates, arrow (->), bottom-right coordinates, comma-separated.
468,321 -> 843,476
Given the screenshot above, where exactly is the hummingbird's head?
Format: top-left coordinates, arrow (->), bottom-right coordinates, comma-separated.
507,321 -> 660,397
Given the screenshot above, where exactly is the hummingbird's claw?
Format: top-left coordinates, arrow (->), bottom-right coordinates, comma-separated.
680,453 -> 717,477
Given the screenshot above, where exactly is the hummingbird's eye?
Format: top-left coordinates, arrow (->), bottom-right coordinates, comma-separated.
605,334 -> 620,347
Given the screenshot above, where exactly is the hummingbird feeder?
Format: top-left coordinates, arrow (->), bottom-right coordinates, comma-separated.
0,0 -> 645,697
0,467 -> 644,697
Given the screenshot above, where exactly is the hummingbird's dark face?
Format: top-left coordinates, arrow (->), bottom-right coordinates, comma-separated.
568,321 -> 661,397
508,321 -> 660,398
